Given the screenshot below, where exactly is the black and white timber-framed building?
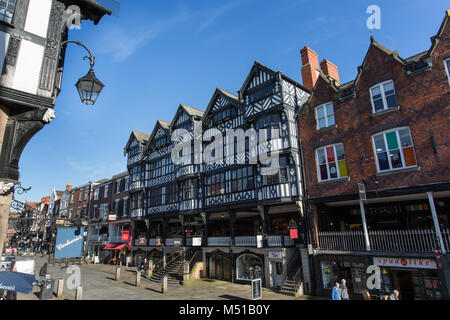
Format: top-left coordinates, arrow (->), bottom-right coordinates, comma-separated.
124,61 -> 312,291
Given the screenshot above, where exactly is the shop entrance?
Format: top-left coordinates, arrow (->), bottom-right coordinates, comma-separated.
209,251 -> 231,282
392,270 -> 415,300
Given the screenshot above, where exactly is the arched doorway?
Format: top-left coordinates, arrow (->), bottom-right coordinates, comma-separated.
208,251 -> 231,282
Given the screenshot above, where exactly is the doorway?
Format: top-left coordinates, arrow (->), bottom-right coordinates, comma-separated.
209,251 -> 231,282
392,270 -> 415,300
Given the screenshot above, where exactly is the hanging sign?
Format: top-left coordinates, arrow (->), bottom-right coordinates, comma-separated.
121,231 -> 130,242
192,237 -> 202,247
256,235 -> 263,248
289,228 -> 299,239
358,182 -> 367,201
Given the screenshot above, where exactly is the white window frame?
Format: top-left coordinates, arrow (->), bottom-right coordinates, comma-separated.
316,143 -> 347,182
371,127 -> 417,173
315,102 -> 335,130
444,58 -> 450,85
369,80 -> 398,113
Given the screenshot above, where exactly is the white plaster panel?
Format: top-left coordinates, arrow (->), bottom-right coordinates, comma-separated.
24,0 -> 52,38
0,31 -> 10,73
12,39 -> 44,94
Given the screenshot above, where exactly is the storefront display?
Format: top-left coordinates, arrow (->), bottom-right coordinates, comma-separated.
236,254 -> 263,281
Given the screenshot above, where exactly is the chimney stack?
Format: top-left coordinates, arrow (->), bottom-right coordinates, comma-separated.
320,59 -> 340,85
66,183 -> 72,192
300,46 -> 320,90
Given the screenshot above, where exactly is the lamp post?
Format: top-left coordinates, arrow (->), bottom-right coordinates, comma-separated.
60,40 -> 105,105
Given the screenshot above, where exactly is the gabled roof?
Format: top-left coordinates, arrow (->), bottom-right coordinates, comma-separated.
202,88 -> 242,127
169,104 -> 204,130
123,130 -> 150,154
239,61 -> 310,96
145,120 -> 172,154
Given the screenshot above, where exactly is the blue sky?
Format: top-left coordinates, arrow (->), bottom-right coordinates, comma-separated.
16,0 -> 449,203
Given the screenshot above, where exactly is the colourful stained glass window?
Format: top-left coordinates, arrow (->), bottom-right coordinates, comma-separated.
316,143 -> 348,181
373,128 -> 417,171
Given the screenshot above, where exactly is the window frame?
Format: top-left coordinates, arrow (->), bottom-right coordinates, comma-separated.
0,0 -> 17,25
371,127 -> 418,173
316,143 -> 348,182
369,80 -> 398,113
444,59 -> 450,85
315,102 -> 335,130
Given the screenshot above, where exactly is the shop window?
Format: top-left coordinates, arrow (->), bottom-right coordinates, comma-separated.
372,127 -> 417,172
316,143 -> 348,181
315,102 -> 335,130
236,254 -> 263,281
321,261 -> 338,289
370,80 -> 398,113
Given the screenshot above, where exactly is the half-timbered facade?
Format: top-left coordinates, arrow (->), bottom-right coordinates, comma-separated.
125,62 -> 312,292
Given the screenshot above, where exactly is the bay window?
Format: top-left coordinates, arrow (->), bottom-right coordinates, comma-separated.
316,143 -> 348,181
370,80 -> 398,113
315,102 -> 335,130
372,127 -> 417,172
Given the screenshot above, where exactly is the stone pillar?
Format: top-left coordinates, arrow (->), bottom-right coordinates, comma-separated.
182,261 -> 190,284
147,260 -> 153,278
0,188 -> 14,254
229,211 -> 236,246
56,278 -> 64,298
75,286 -> 83,300
136,271 -> 141,287
115,266 -> 121,281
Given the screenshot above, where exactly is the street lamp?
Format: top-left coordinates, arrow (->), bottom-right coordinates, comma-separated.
61,40 -> 105,105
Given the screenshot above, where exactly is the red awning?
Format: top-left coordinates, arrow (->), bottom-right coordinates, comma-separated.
104,243 -> 128,250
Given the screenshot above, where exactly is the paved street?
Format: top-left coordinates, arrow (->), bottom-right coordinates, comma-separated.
17,256 -> 321,300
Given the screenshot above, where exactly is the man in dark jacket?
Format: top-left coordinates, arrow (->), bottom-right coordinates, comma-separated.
39,263 -> 48,284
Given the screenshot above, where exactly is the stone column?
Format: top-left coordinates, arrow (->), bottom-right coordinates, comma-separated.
0,186 -> 14,254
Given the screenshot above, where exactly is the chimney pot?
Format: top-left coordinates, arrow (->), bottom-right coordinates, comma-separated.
300,46 -> 320,90
320,58 -> 340,85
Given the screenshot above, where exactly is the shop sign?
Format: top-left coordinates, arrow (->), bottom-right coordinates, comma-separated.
256,235 -> 263,248
251,278 -> 262,300
192,237 -> 202,247
174,239 -> 181,247
374,257 -> 437,270
269,251 -> 283,259
121,231 -> 130,241
108,215 -> 116,221
289,228 -> 299,239
358,182 -> 366,201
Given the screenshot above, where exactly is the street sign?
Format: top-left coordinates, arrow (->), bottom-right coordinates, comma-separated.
358,182 -> 367,201
54,227 -> 84,259
251,278 -> 262,300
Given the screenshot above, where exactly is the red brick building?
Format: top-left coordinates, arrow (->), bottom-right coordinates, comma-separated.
68,182 -> 95,220
298,11 -> 450,299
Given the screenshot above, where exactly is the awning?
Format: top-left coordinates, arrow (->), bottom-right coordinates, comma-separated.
103,243 -> 128,250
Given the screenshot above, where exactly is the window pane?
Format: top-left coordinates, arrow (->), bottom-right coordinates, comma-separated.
316,106 -> 325,118
386,131 -> 399,150
338,160 -> 348,177
383,81 -> 394,93
399,128 -> 413,147
327,114 -> 335,126
335,144 -> 345,160
377,152 -> 390,170
319,164 -> 328,180
318,118 -> 326,129
326,104 -> 334,116
326,146 -> 335,162
371,86 -> 381,98
328,163 -> 338,179
389,150 -> 403,168
317,149 -> 326,165
373,98 -> 385,112
373,135 -> 386,152
402,147 -> 417,167
385,94 -> 397,109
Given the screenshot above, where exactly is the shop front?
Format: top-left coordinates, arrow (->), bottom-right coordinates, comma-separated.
373,256 -> 446,300
234,251 -> 265,283
315,254 -> 369,299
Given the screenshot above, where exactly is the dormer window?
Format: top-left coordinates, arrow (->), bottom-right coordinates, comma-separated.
370,80 -> 397,113
0,0 -> 16,24
315,102 -> 335,130
248,83 -> 275,103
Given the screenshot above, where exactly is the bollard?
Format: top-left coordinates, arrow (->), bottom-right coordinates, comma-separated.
56,278 -> 64,298
161,274 -> 168,294
115,266 -> 121,281
147,260 -> 153,279
75,286 -> 83,300
136,271 -> 141,287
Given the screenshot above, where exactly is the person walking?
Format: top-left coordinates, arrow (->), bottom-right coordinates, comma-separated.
389,290 -> 400,300
340,279 -> 350,300
142,258 -> 149,277
332,282 -> 341,300
39,263 -> 48,285
137,256 -> 143,272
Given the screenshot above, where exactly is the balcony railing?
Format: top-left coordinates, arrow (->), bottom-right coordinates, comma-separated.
165,238 -> 182,246
149,238 -> 156,246
110,235 -> 128,243
317,229 -> 450,253
268,235 -> 282,247
234,236 -> 256,247
129,181 -> 143,191
208,237 -> 231,247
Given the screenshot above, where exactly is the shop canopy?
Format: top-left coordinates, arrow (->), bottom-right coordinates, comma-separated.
103,243 -> 128,250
